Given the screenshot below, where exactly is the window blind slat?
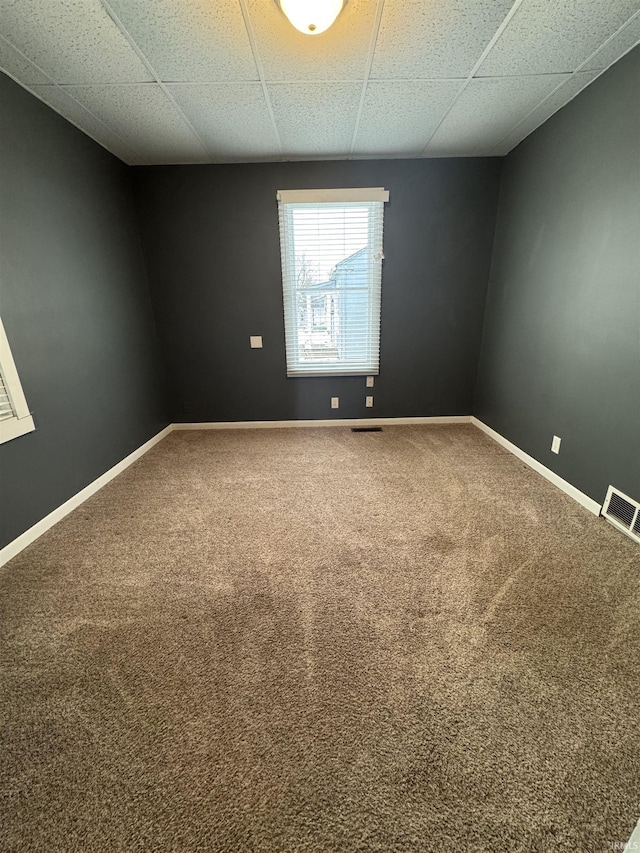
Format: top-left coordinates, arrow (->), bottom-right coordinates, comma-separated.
278,192 -> 387,378
0,370 -> 15,420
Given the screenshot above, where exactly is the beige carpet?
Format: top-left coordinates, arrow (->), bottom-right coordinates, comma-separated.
1,425 -> 639,852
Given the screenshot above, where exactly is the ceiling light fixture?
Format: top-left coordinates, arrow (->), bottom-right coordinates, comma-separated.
277,0 -> 347,36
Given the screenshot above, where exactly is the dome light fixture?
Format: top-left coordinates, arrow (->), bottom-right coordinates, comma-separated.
277,0 -> 347,36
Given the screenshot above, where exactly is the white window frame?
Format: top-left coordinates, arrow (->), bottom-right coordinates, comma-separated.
277,187 -> 389,378
0,316 -> 35,444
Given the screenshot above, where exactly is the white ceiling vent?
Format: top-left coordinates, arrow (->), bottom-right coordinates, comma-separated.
602,486 -> 640,544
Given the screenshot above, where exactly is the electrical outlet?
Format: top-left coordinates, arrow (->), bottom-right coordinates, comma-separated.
366,376 -> 374,388
331,397 -> 339,409
365,396 -> 374,408
249,335 -> 263,348
551,435 -> 561,454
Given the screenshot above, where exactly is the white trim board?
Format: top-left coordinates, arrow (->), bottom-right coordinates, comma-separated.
625,818 -> 640,851
174,416 -> 471,430
0,416 -> 468,568
0,425 -> 172,568
277,188 -> 389,203
471,417 -> 601,516
1,414 -> 604,569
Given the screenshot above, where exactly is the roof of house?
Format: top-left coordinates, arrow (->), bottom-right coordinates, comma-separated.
306,247 -> 368,291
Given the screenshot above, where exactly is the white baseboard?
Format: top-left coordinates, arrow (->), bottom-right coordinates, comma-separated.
1,417 -> 469,567
0,425 -> 173,568
471,417 -> 601,516
625,818 -> 640,851
3,415 -> 601,568
173,415 -> 471,430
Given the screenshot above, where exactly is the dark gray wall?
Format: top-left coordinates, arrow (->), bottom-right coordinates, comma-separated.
0,73 -> 168,549
475,48 -> 640,504
133,159 -> 501,423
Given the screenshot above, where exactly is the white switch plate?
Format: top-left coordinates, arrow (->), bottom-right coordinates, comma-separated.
366,376 -> 374,387
365,396 -> 374,408
551,435 -> 561,454
331,397 -> 339,409
249,336 -> 263,348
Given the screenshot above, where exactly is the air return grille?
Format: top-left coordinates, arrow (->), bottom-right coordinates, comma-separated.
602,486 -> 640,544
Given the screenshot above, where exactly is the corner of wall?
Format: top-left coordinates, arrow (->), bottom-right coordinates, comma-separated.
471,156 -> 508,417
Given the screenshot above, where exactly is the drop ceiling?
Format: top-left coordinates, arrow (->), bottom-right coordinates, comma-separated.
1,0 -> 638,165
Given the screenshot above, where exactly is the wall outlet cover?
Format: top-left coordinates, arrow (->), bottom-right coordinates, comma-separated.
366,376 -> 374,387
551,435 -> 561,454
331,397 -> 339,409
366,396 -> 374,407
250,336 -> 263,348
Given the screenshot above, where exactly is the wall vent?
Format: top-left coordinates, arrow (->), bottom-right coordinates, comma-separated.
602,486 -> 640,544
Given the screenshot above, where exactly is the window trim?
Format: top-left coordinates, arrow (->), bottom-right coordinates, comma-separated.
277,187 -> 388,378
0,316 -> 35,445
277,188 -> 389,204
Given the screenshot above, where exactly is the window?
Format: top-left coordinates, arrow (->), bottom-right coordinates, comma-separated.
0,317 -> 35,444
277,188 -> 389,377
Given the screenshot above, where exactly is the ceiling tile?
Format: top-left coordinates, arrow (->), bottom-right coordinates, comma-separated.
426,74 -> 571,156
60,84 -> 208,164
353,80 -> 463,155
0,0 -> 153,83
268,82 -> 361,158
31,84 -> 144,162
492,71 -> 601,154
479,0 -> 640,76
370,0 -> 514,80
168,84 -> 280,161
105,0 -> 258,82
0,34 -> 50,84
583,14 -> 640,71
245,0 -> 376,82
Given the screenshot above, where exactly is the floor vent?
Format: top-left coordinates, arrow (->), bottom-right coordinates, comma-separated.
351,427 -> 382,432
602,486 -> 640,544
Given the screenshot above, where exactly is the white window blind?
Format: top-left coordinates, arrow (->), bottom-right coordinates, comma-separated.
277,188 -> 388,377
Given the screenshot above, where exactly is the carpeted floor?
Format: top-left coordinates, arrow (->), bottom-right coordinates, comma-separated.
1,425 -> 639,852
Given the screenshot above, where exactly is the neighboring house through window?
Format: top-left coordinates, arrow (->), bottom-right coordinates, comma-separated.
0,317 -> 35,444
277,188 -> 389,376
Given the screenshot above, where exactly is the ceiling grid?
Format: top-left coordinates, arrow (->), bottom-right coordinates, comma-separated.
0,30 -> 147,162
0,0 -> 637,164
237,0 -> 284,158
489,7 -> 640,154
98,0 -> 211,160
349,0 -> 387,156
420,0 -> 528,155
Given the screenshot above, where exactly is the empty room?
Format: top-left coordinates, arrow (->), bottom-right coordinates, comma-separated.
1,0 -> 639,850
